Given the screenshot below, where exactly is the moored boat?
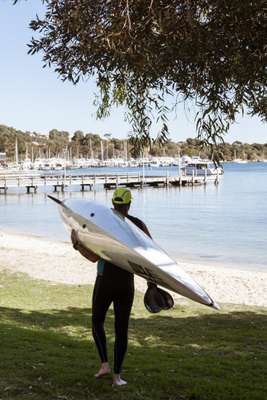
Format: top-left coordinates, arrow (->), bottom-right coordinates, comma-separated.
181,160 -> 223,177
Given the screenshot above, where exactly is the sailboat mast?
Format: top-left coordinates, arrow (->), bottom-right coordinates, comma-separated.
15,136 -> 19,165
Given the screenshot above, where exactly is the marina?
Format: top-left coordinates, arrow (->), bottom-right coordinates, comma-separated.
0,153 -> 223,194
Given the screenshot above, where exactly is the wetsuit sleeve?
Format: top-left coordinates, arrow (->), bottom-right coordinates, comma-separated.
138,221 -> 152,238
76,243 -> 100,263
126,215 -> 152,239
126,216 -> 156,288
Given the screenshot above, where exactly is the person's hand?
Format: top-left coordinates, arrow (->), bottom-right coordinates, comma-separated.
71,229 -> 79,250
71,229 -> 99,262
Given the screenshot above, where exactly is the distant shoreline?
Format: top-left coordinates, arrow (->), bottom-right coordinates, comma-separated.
1,230 -> 266,308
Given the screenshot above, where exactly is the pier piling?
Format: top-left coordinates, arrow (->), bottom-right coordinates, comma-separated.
26,185 -> 37,194
0,186 -> 8,194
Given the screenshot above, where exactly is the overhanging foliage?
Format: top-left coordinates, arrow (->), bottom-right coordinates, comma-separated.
15,0 -> 266,150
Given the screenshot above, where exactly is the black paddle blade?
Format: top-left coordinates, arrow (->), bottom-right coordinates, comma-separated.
157,287 -> 174,310
144,284 -> 174,313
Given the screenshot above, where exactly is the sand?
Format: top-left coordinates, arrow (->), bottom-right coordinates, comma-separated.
0,230 -> 266,307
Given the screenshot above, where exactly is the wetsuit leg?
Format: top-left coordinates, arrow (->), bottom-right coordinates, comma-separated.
92,276 -> 112,363
113,288 -> 134,374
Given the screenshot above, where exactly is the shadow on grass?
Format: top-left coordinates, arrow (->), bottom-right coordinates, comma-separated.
0,306 -> 267,400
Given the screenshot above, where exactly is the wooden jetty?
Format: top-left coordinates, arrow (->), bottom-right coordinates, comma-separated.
0,171 -> 219,194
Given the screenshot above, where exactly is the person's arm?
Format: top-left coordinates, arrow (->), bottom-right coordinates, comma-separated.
141,225 -> 158,288
134,219 -> 156,287
127,215 -> 152,239
71,229 -> 99,263
140,222 -> 152,239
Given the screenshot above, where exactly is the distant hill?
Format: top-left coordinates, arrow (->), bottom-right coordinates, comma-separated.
0,124 -> 266,162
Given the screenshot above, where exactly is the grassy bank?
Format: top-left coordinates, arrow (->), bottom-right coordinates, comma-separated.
0,270 -> 266,400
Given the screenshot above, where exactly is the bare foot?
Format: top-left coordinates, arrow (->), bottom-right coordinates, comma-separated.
94,362 -> 111,378
112,374 -> 127,386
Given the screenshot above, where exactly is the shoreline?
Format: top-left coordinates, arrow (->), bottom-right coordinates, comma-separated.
2,226 -> 266,274
1,230 -> 267,307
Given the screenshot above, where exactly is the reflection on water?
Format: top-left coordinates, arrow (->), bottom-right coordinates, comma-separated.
0,163 -> 266,271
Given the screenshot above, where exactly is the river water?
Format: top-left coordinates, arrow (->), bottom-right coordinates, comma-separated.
0,162 -> 266,271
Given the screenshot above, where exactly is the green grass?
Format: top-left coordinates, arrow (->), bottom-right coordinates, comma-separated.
0,270 -> 267,400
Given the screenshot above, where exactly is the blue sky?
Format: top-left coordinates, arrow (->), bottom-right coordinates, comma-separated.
0,0 -> 266,143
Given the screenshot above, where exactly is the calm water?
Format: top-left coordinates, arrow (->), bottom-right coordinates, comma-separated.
0,163 -> 266,271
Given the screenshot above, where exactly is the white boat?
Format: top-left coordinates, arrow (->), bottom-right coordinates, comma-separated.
149,158 -> 161,168
181,160 -> 223,177
19,158 -> 34,170
158,157 -> 175,167
32,157 -> 68,171
232,159 -> 248,164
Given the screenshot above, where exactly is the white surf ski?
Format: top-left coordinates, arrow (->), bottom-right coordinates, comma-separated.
49,196 -> 219,309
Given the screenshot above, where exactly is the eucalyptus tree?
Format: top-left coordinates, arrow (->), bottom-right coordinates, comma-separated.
17,0 -> 266,151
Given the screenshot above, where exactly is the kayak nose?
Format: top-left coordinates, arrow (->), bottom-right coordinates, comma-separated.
210,301 -> 220,310
47,195 -> 63,205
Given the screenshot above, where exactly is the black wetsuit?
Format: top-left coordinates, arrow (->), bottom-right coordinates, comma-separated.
92,214 -> 148,374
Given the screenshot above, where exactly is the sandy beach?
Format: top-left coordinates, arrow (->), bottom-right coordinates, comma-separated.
0,230 -> 266,307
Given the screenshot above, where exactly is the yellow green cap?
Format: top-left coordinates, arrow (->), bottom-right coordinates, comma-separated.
112,188 -> 132,205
